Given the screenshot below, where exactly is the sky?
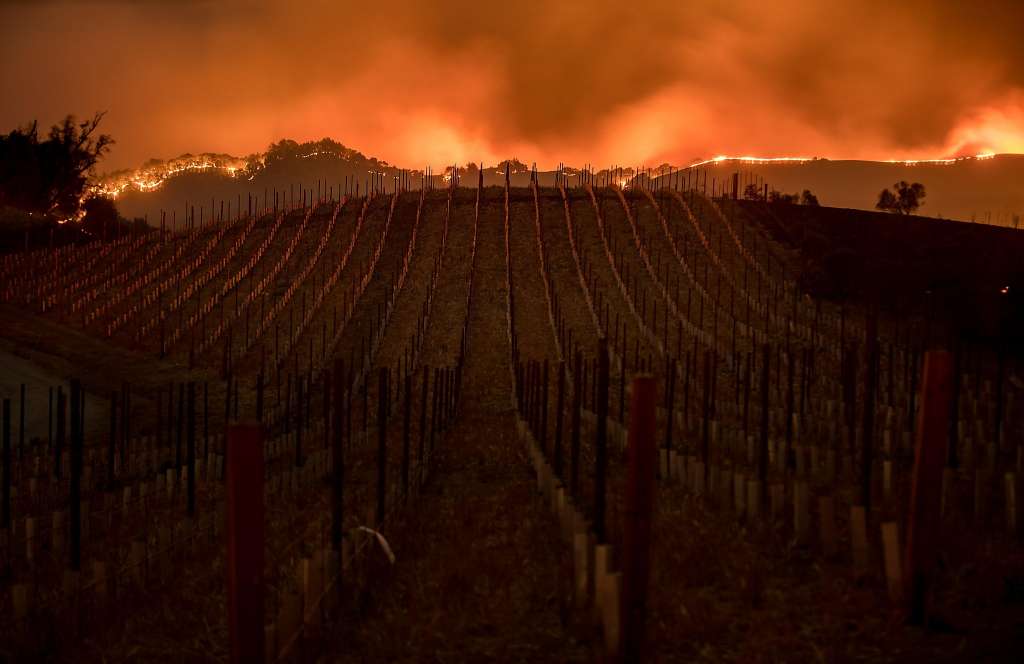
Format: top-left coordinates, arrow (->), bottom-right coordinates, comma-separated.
2,0 -> 1023,172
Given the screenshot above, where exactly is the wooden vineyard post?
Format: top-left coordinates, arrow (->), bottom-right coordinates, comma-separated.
296,377 -> 304,468
176,383 -> 184,470
187,382 -> 196,517
595,338 -> 610,543
862,307 -> 879,511
701,350 -> 712,488
200,383 -> 206,461
402,372 -> 411,500
948,345 -> 961,469
322,368 -> 331,450
2,399 -> 9,532
69,380 -> 82,573
377,368 -> 388,525
905,350 -> 953,623
784,346 -> 795,472
256,372 -> 264,423
55,388 -> 65,479
226,422 -> 265,664
430,368 -> 439,455
107,392 -> 117,488
331,362 -> 345,553
554,360 -> 565,480
759,344 -> 770,506
541,360 -> 550,458
664,358 -> 676,480
419,366 -> 428,483
571,351 -> 582,497
18,384 -> 25,460
622,375 -> 657,662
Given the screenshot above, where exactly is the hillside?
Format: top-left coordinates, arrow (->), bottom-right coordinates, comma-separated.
691,155 -> 1024,224
105,144 -> 1024,228
726,200 -> 1024,340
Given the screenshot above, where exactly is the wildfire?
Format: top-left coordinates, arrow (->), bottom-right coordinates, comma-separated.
87,147 -> 1008,205
886,152 -> 996,166
93,154 -> 253,199
687,155 -> 816,168
685,152 -> 997,168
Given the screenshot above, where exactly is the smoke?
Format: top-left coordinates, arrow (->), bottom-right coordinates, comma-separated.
2,0 -> 1022,170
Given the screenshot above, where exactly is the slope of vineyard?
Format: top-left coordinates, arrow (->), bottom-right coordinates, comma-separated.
0,178 -> 1021,662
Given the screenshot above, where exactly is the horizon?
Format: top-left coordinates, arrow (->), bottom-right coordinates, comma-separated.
91,141 -> 1024,224
89,137 -> 1017,192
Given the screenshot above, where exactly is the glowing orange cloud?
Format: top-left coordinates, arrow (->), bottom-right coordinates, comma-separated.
1,0 -> 1022,172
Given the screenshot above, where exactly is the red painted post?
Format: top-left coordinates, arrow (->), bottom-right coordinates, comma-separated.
226,422 -> 265,664
622,375 -> 657,662
904,350 -> 953,624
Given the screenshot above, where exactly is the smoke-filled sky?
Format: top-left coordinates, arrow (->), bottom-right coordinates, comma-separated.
2,0 -> 1023,171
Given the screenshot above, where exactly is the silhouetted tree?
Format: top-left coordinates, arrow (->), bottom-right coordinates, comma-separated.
743,183 -> 763,200
800,189 -> 820,206
81,195 -> 119,238
768,189 -> 799,204
876,181 -> 925,214
898,181 -> 926,213
876,188 -> 898,212
0,113 -> 113,220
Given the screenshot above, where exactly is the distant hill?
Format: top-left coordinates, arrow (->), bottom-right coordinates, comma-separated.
100,140 -> 1024,228
685,155 -> 1024,226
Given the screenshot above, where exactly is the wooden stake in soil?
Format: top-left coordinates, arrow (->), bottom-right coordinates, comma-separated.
571,351 -> 582,498
69,379 -> 82,572
377,368 -> 389,525
555,360 -> 565,479
759,344 -> 770,500
107,391 -> 117,487
402,372 -> 411,500
541,360 -> 550,457
419,366 -> 428,482
665,357 -> 677,475
595,338 -> 610,543
256,372 -> 264,423
701,350 -> 712,485
862,306 -> 879,510
296,377 -> 305,468
430,367 -> 439,454
226,423 -> 265,664
55,388 -> 65,479
176,382 -> 184,469
1,399 -> 9,531
17,384 -> 24,461
331,361 -> 345,553
187,382 -> 196,517
622,375 -> 657,662
905,350 -> 953,624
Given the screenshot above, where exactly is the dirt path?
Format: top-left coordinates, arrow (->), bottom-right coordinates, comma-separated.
327,190 -> 591,662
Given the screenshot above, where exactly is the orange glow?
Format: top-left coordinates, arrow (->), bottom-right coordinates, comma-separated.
94,155 -> 252,199
6,1 -> 1019,184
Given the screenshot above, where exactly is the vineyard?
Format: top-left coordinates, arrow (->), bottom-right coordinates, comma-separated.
0,170 -> 1021,662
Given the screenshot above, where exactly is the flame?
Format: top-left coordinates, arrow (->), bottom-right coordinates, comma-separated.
87,145 -> 1009,206
682,152 -> 998,168
90,147 -> 358,199
94,155 -> 253,199
687,155 -> 816,168
885,152 -> 996,166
